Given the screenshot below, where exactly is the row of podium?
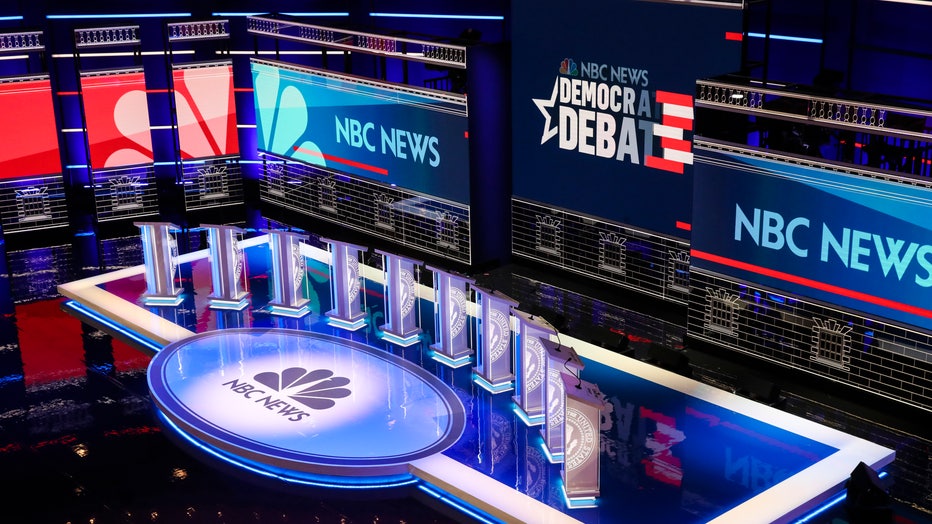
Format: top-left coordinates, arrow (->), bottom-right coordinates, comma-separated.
134,221 -> 603,506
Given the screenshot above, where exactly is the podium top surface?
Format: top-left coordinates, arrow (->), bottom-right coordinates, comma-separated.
562,375 -> 602,407
512,308 -> 557,334
541,338 -> 584,371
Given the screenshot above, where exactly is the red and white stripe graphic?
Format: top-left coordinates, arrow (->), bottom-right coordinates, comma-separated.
645,91 -> 694,174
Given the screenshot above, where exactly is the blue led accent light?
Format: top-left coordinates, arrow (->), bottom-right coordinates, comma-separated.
279,12 -> 349,17
267,304 -> 310,318
540,440 -> 564,464
556,477 -> 599,509
747,32 -> 823,44
429,351 -> 472,369
792,471 -> 889,524
208,297 -> 250,311
0,374 -> 25,386
416,484 -> 505,524
326,315 -> 368,331
380,330 -> 421,347
62,300 -> 163,353
144,295 -> 185,307
0,15 -> 24,21
473,373 -> 514,394
156,411 -> 419,490
47,13 -> 191,19
368,12 -> 504,20
211,12 -> 269,17
512,404 -> 545,427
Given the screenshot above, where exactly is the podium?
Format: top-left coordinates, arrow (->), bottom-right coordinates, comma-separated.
471,284 -> 518,394
323,238 -> 368,331
541,338 -> 585,463
203,224 -> 249,310
427,266 -> 475,368
562,376 -> 603,508
264,229 -> 309,317
135,222 -> 183,306
512,310 -> 557,426
376,250 -> 423,346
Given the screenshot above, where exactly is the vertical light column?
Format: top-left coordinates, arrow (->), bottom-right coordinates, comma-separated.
541,338 -> 584,463
134,221 -> 183,306
203,224 -> 249,310
471,284 -> 518,394
426,266 -> 475,368
264,229 -> 310,318
375,250 -> 423,346
562,376 -> 603,508
323,238 -> 368,331
512,310 -> 557,426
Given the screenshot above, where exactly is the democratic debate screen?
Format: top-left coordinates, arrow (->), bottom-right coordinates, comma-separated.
511,0 -> 743,238
251,59 -> 471,204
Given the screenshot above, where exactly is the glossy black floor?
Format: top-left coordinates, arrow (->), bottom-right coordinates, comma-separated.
0,224 -> 929,524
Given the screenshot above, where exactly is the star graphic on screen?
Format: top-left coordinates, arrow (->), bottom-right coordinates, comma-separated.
532,79 -> 560,145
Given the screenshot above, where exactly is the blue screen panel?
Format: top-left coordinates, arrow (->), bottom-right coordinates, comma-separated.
251,60 -> 471,204
692,148 -> 932,333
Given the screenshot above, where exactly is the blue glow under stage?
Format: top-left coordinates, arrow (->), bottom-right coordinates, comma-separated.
58,233 -> 895,524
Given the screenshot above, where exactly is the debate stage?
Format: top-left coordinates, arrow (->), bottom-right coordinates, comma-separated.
58,233 -> 895,524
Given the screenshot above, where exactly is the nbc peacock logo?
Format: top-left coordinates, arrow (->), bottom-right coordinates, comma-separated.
222,367 -> 352,422
253,367 -> 352,410
560,58 -> 578,76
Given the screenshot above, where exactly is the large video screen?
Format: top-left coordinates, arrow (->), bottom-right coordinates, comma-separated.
81,70 -> 153,170
0,77 -> 61,180
172,62 -> 239,159
251,59 -> 470,204
512,1 -> 743,237
692,148 -> 932,333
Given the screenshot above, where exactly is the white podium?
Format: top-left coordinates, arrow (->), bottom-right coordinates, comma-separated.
562,375 -> 603,508
376,250 -> 423,346
135,221 -> 183,306
264,229 -> 309,318
203,224 -> 249,310
541,338 -> 585,463
323,238 -> 368,331
427,266 -> 475,368
471,284 -> 518,394
512,310 -> 557,426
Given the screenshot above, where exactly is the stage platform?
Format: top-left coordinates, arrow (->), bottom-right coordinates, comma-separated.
58,233 -> 895,524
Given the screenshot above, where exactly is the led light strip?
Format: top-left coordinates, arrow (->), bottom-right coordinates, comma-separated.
369,12 -> 504,20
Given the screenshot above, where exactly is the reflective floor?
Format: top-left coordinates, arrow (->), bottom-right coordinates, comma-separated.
1,228 -> 930,524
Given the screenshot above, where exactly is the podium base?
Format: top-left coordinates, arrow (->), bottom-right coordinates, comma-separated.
512,402 -> 545,426
430,349 -> 473,369
540,440 -> 564,464
473,373 -> 514,394
208,296 -> 250,311
143,293 -> 185,307
380,327 -> 422,347
267,302 -> 310,318
326,311 -> 368,331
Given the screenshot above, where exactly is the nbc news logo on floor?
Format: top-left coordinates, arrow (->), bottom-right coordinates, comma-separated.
222,367 -> 352,422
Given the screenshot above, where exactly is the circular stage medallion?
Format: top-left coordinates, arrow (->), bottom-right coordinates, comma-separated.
148,328 -> 466,477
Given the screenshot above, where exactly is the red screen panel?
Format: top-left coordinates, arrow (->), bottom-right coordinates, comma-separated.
172,63 -> 239,159
81,71 -> 154,170
0,78 -> 62,180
